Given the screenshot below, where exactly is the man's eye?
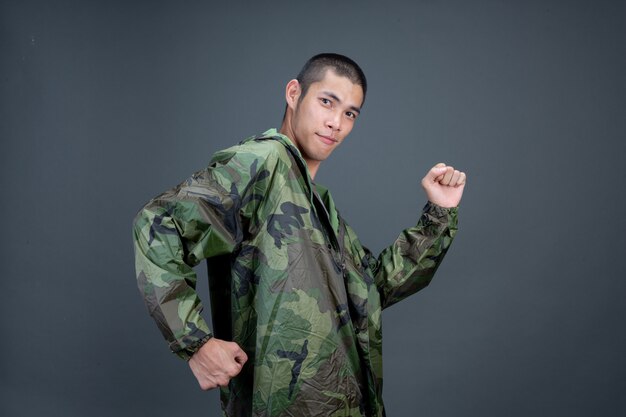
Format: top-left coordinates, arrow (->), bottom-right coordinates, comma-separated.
320,98 -> 331,105
346,111 -> 356,119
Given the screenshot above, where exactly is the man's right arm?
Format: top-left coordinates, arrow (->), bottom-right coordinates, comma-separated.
132,171 -> 240,360
133,179 -> 249,388
133,140 -> 282,389
132,147 -> 274,387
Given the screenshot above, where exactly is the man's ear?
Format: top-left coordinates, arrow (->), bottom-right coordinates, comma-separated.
285,79 -> 301,110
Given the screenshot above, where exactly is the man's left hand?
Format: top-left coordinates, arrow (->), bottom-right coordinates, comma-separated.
421,163 -> 467,208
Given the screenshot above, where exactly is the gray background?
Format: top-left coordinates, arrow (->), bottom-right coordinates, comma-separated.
1,0 -> 624,416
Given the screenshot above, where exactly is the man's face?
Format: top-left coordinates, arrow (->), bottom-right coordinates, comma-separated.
287,70 -> 364,166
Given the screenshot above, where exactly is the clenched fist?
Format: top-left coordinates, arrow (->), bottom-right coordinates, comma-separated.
188,337 -> 248,390
421,163 -> 466,208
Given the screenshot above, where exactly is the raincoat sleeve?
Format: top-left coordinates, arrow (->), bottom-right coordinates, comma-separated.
132,148 -> 271,360
367,201 -> 458,309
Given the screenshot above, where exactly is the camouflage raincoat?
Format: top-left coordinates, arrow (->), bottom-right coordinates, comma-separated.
133,128 -> 458,416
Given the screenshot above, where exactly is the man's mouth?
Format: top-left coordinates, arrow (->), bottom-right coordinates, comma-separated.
316,133 -> 337,145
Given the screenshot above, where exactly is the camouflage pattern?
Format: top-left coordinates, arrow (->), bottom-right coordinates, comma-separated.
133,128 -> 458,417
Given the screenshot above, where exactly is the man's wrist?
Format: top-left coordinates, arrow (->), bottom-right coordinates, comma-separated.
173,334 -> 213,361
425,200 -> 458,214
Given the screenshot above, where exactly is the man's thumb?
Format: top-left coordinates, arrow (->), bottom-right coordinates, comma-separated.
429,164 -> 448,179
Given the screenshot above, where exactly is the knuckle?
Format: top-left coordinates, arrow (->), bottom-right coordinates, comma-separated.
200,381 -> 214,391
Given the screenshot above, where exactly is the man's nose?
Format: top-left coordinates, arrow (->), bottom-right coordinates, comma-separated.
326,110 -> 342,131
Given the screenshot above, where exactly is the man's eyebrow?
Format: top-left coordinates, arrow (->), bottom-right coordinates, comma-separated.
348,105 -> 361,115
321,91 -> 361,114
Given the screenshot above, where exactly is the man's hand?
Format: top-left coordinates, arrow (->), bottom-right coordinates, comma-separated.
188,337 -> 248,390
421,163 -> 467,208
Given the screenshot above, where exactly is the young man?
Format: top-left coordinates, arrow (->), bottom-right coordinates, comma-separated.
133,53 -> 466,417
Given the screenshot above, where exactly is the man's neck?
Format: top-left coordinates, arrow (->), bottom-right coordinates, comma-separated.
305,159 -> 320,180
279,124 -> 320,180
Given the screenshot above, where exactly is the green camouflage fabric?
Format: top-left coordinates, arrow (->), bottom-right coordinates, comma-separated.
133,128 -> 458,417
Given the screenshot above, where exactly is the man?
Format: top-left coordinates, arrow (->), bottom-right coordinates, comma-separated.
133,53 -> 466,416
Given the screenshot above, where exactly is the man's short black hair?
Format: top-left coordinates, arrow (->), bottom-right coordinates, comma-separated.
296,53 -> 367,104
